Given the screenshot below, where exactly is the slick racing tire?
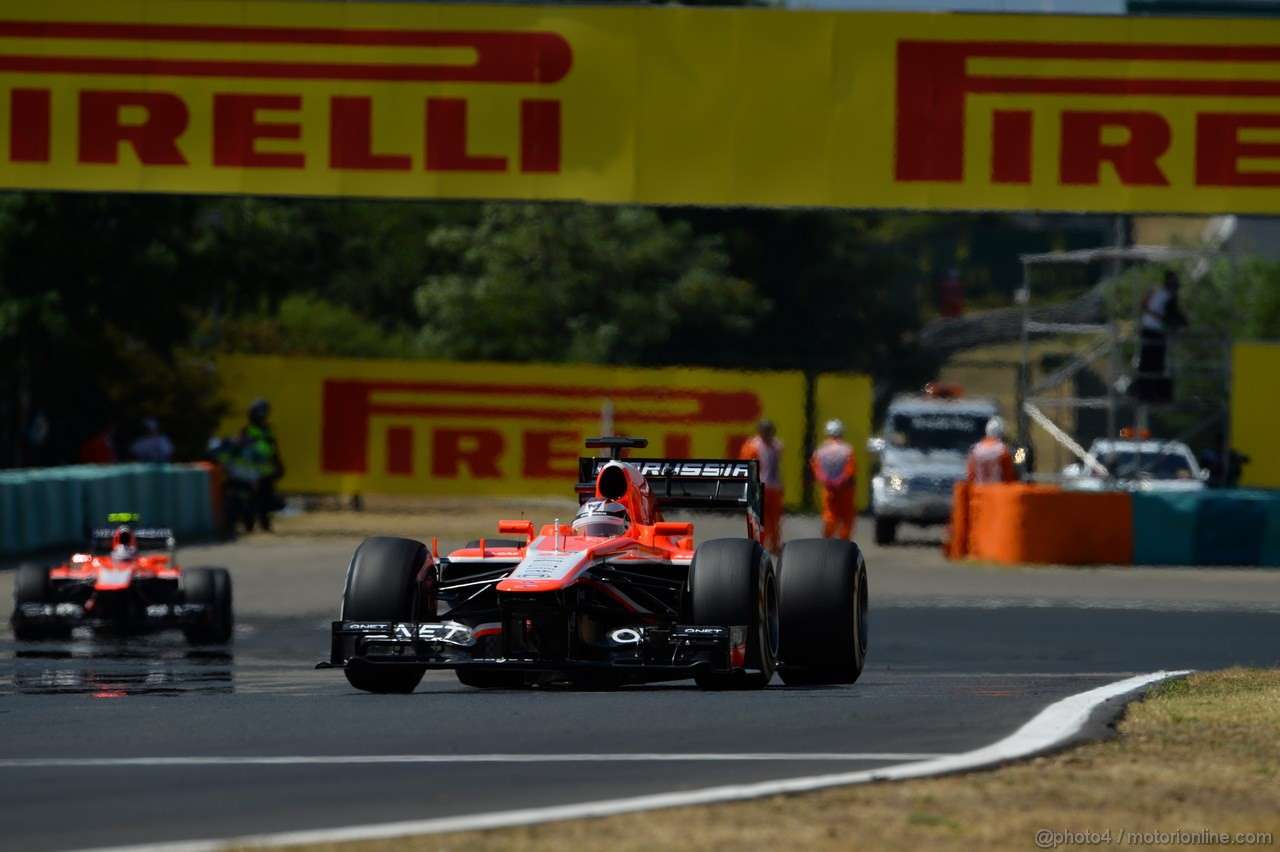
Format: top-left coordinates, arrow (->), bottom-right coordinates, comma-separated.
688,538 -> 779,690
12,564 -> 67,641
341,536 -> 429,695
183,567 -> 235,645
776,539 -> 868,685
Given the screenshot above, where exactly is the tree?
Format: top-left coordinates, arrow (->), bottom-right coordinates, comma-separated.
414,203 -> 768,365
208,293 -> 421,359
0,192 -> 224,465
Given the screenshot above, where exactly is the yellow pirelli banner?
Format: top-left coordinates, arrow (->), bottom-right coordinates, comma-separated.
1231,342 -> 1280,489
5,2 -> 1280,213
217,355 -> 834,502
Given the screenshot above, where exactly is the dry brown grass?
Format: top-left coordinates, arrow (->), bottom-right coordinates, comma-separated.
274,668 -> 1280,852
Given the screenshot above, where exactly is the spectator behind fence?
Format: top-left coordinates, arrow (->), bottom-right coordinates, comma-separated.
79,420 -> 117,464
129,418 -> 175,463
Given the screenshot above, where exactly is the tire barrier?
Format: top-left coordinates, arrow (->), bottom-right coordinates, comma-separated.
1132,490 -> 1280,567
0,464 -> 215,557
949,485 -> 1280,567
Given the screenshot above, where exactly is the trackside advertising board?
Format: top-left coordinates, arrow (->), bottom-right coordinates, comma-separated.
5,2 -> 1280,213
1231,342 -> 1280,489
218,355 -> 849,504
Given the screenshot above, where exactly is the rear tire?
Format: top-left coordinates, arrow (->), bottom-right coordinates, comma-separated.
688,538 -> 778,690
874,516 -> 898,546
776,539 -> 868,685
341,536 -> 429,694
12,564 -> 65,641
183,568 -> 234,645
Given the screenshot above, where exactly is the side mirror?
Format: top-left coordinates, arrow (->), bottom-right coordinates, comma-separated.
497,520 -> 536,542
1198,469 -> 1210,481
866,436 -> 887,454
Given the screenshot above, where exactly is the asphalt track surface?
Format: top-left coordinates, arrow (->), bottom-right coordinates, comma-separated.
2,513 -> 1279,852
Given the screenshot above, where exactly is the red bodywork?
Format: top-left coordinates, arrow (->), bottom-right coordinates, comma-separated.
440,460 -> 700,595
54,552 -> 182,592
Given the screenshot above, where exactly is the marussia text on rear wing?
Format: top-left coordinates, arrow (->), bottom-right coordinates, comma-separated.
577,456 -> 763,517
89,527 -> 176,545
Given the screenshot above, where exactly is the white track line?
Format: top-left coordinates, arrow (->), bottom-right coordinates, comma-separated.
0,752 -> 947,768
83,669 -> 1190,852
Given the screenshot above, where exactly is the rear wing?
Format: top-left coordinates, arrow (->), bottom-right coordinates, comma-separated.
577,456 -> 763,518
89,527 -> 176,551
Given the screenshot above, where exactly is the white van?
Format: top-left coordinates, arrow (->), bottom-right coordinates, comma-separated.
866,392 -> 1000,545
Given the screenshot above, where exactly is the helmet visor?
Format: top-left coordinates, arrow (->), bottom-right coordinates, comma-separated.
571,515 -> 629,538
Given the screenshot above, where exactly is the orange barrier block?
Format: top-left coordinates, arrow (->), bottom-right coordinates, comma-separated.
195,462 -> 224,532
945,481 -> 972,560
967,484 -> 1133,566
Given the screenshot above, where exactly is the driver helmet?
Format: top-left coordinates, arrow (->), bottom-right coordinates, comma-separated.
571,499 -> 630,538
986,416 -> 1007,439
825,418 -> 845,438
111,526 -> 138,561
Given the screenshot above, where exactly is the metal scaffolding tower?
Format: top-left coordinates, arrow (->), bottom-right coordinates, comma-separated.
1016,245 -> 1232,482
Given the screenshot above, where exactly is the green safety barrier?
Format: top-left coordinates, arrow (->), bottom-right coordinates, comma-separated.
1133,489 -> 1280,567
0,464 -> 214,558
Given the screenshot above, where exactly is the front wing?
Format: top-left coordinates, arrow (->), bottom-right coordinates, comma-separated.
16,599 -> 214,633
322,619 -> 753,680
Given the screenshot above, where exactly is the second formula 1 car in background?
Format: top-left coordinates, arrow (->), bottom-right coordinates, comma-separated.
11,513 -> 234,644
324,437 -> 868,693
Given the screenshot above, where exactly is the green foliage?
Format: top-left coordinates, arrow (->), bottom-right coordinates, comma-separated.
209,293 -> 421,359
101,334 -> 228,463
1221,256 -> 1280,339
415,203 -> 767,365
0,192 -> 461,464
671,207 -> 942,388
0,186 -> 1129,468
0,192 -> 217,463
1105,254 -> 1280,339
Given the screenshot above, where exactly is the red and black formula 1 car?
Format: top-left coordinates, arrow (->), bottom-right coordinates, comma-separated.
323,437 -> 868,693
10,513 -> 233,644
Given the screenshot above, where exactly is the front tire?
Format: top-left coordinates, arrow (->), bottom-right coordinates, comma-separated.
12,564 -> 65,641
183,568 -> 234,645
776,539 -> 868,685
341,536 -> 429,694
688,538 -> 779,690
